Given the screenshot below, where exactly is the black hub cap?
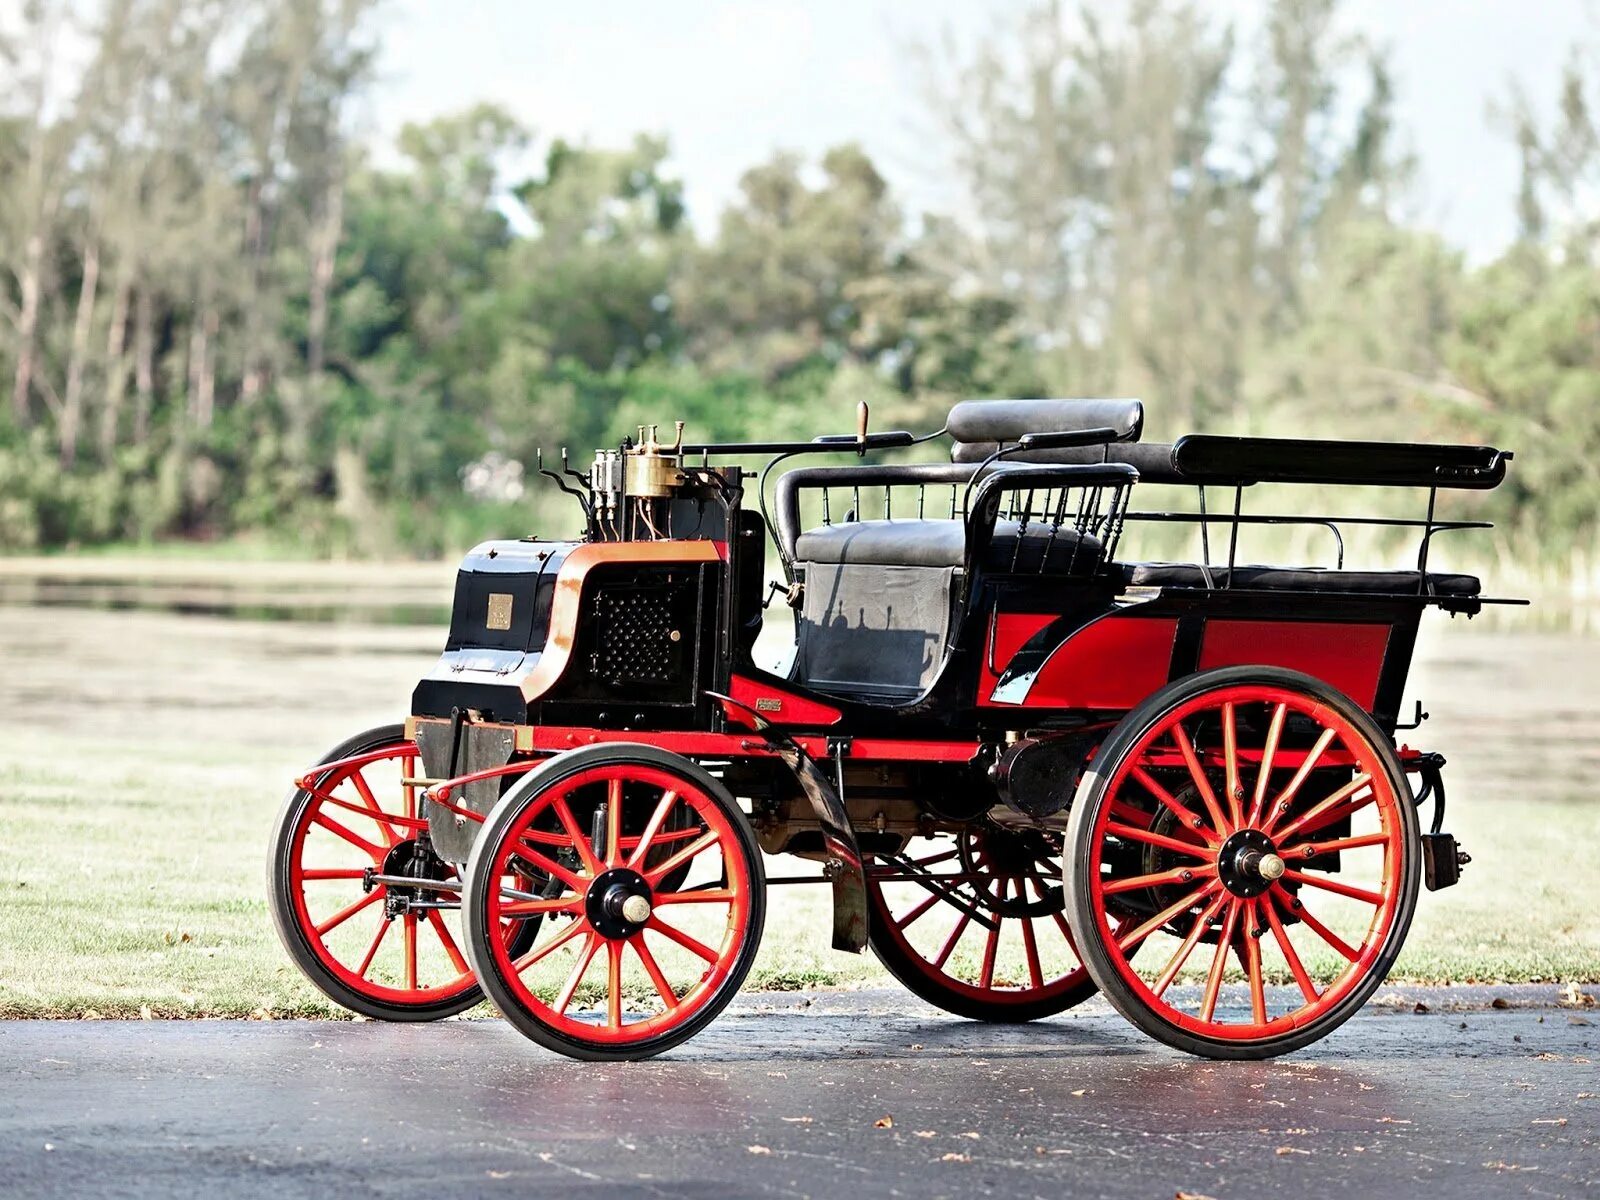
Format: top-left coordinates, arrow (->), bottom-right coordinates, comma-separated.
378,838 -> 450,908
1217,829 -> 1282,898
957,826 -> 1065,918
586,867 -> 654,939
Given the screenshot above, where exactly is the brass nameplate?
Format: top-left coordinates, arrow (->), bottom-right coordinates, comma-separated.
486,593 -> 514,630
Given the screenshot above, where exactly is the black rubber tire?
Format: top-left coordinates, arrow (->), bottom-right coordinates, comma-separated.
267,723 -> 487,1021
1063,666 -> 1421,1059
461,744 -> 767,1061
865,848 -> 1098,1023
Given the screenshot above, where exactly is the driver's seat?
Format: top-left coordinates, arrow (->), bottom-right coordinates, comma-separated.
788,398 -> 1142,702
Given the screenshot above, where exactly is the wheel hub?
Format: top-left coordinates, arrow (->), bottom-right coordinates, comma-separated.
956,825 -> 1064,918
376,838 -> 451,912
1217,829 -> 1284,897
585,867 -> 654,938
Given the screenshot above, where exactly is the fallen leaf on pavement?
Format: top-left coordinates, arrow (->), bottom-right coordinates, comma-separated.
1560,982 -> 1595,1007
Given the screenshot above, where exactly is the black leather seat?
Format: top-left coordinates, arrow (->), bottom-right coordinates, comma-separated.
793,519 -> 1103,573
1121,562 -> 1481,596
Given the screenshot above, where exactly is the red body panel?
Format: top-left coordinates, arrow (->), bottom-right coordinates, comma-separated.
978,613 -> 1056,705
1197,620 -> 1391,710
727,674 -> 843,728
983,615 -> 1179,709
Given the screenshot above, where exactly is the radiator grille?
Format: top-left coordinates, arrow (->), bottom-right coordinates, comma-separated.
595,587 -> 677,684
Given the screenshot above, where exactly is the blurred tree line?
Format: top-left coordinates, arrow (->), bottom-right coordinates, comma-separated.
0,0 -> 1595,567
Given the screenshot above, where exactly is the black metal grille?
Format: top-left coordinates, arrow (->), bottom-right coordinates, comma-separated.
594,587 -> 676,683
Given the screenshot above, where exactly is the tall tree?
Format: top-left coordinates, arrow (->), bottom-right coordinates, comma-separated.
675,143 -> 902,380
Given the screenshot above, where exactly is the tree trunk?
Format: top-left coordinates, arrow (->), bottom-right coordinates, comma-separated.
100,273 -> 132,459
10,231 -> 44,427
60,240 -> 102,469
201,308 -> 218,426
9,14 -> 57,431
189,306 -> 218,429
133,288 -> 155,446
186,313 -> 206,427
306,173 -> 345,377
240,179 -> 265,406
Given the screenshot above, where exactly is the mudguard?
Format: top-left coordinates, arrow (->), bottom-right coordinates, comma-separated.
708,692 -> 868,953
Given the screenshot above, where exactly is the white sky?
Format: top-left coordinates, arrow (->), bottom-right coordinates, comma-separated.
374,0 -> 1598,260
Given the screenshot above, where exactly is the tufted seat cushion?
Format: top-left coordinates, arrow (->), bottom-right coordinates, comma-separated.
794,519 -> 1103,573
1120,562 -> 1481,596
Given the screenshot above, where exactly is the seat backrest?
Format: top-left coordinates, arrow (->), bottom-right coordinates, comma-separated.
947,398 -> 1144,448
946,398 -> 1189,482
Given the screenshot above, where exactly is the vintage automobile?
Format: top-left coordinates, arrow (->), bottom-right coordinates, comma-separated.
268,398 -> 1519,1060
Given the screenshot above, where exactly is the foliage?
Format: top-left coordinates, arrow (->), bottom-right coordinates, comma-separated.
0,0 -> 1595,566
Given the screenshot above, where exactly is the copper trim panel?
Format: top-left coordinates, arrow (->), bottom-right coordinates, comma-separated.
517,540 -> 725,703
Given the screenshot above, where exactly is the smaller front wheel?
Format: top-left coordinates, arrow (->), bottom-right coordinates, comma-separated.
268,725 -> 485,1020
461,745 -> 766,1060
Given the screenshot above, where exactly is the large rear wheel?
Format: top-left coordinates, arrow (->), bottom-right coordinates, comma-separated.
1064,667 -> 1420,1058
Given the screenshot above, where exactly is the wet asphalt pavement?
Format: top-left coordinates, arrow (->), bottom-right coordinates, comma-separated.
2,987 -> 1596,1199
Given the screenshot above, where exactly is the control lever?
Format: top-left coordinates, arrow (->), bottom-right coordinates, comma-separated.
536,448 -> 593,521
856,401 -> 869,456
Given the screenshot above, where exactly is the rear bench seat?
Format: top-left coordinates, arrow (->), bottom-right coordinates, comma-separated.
1120,562 -> 1481,596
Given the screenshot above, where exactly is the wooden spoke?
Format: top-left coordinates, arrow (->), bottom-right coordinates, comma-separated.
1281,868 -> 1385,906
1152,891 -> 1228,997
1101,863 -> 1217,896
552,796 -> 604,877
554,934 -> 601,1014
647,916 -> 720,963
1116,880 -> 1223,953
1249,703 -> 1287,827
1171,723 -> 1231,835
643,830 -> 720,887
1105,821 -> 1212,859
626,788 -> 681,869
1131,767 -> 1222,845
1199,900 -> 1242,1022
1272,772 -> 1375,844
314,889 -> 383,936
631,935 -> 678,1008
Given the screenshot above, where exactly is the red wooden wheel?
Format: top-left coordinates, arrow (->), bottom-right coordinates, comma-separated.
1065,667 -> 1420,1058
461,745 -> 765,1060
866,824 -> 1096,1021
268,725 -> 504,1018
